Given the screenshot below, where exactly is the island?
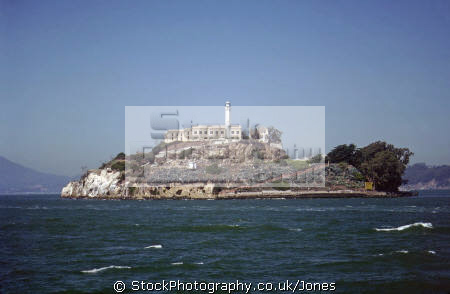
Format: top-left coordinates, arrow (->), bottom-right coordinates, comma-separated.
62,102 -> 415,199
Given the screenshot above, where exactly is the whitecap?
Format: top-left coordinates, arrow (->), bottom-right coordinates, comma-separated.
289,228 -> 302,232
396,250 -> 409,254
427,250 -> 436,255
375,222 -> 433,232
145,244 -> 162,249
194,262 -> 204,265
81,265 -> 131,274
171,262 -> 183,265
27,205 -> 49,210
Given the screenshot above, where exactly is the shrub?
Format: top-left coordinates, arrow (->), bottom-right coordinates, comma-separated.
352,171 -> 365,181
286,159 -> 308,170
128,187 -> 137,196
252,150 -> 265,160
111,161 -> 125,171
338,162 -> 348,171
308,154 -> 323,164
152,142 -> 166,156
272,180 -> 290,191
206,163 -> 223,175
114,152 -> 126,160
178,148 -> 193,159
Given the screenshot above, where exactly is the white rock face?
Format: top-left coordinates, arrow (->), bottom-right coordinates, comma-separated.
61,169 -> 122,198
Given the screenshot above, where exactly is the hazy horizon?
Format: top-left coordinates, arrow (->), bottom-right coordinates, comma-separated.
1,0 -> 449,176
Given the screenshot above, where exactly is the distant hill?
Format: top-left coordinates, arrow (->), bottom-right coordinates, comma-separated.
401,163 -> 450,190
0,156 -> 71,194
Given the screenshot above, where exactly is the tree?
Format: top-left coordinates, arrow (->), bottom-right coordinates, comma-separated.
326,144 -> 362,167
267,126 -> 282,143
250,125 -> 260,139
360,151 -> 404,191
360,141 -> 413,168
327,141 -> 413,192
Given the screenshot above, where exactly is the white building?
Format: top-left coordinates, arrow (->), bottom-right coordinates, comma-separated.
164,101 -> 243,143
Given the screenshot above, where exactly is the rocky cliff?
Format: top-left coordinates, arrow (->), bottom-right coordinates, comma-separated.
61,169 -> 124,197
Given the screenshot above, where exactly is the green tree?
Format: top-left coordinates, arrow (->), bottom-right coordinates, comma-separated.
326,144 -> 362,167
360,141 -> 413,168
327,141 -> 413,191
360,151 -> 404,191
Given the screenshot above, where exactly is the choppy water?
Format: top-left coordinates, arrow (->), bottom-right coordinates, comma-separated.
1,192 -> 449,293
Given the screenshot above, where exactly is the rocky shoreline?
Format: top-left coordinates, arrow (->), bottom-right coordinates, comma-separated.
61,144 -> 417,200
60,167 -> 416,200
62,180 -> 416,200
61,191 -> 416,200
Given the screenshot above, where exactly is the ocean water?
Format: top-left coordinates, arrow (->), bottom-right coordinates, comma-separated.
1,192 -> 449,293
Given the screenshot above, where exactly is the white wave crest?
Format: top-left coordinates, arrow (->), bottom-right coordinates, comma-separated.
396,250 -> 409,254
145,244 -> 162,249
81,265 -> 131,274
375,222 -> 433,232
427,250 -> 436,255
289,228 -> 302,232
171,262 -> 183,265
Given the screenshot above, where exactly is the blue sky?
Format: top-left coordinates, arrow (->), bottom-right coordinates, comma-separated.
1,0 -> 449,176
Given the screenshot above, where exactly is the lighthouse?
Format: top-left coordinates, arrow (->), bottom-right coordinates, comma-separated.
225,101 -> 231,127
225,101 -> 231,138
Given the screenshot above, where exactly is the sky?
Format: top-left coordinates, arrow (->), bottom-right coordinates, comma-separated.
1,0 -> 449,176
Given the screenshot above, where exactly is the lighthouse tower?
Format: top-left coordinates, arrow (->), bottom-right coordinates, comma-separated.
225,101 -> 231,127
225,101 -> 231,138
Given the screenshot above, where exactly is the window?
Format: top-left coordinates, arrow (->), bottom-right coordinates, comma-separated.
231,131 -> 234,134
199,131 -> 202,134
210,131 -> 213,134
194,131 -> 197,134
236,131 -> 239,134
215,131 -> 218,135
221,131 -> 224,134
